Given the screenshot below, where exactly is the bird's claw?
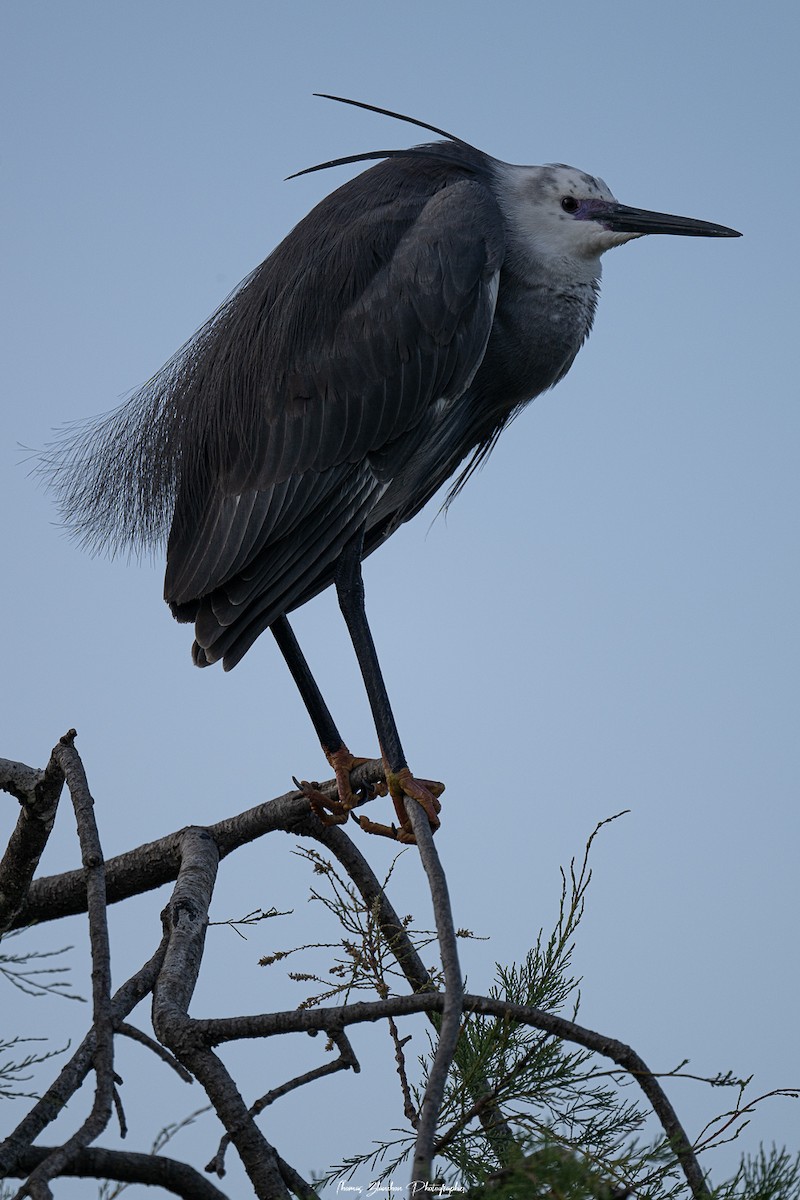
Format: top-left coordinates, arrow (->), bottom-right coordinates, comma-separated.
297,751 -> 444,843
355,814 -> 417,843
294,745 -> 376,827
326,745 -> 375,806
293,776 -> 349,826
379,766 -> 444,843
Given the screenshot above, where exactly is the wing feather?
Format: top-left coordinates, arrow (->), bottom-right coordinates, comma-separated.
160,162 -> 506,662
194,466 -> 382,668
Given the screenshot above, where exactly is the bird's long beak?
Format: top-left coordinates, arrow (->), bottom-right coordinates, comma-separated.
595,201 -> 741,238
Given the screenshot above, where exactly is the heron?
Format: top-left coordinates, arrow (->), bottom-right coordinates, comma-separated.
48,95 -> 741,842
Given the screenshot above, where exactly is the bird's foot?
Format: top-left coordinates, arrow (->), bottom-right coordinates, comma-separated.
297,744 -> 379,827
356,766 -> 444,843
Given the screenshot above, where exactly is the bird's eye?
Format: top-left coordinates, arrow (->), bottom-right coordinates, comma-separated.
561,197 -> 580,213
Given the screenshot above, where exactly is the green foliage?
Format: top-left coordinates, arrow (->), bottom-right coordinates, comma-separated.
289,818 -> 796,1198
465,1140 -> 638,1198
708,1147 -> 800,1199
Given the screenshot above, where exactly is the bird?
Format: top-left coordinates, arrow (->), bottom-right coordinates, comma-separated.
47,95 -> 741,842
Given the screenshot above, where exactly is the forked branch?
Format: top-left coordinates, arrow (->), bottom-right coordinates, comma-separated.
1,738 -> 768,1199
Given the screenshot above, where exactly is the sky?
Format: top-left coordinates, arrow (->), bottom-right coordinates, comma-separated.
1,1 -> 798,1194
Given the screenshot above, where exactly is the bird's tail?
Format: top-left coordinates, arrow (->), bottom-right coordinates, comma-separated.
39,277 -> 261,559
40,374 -> 183,558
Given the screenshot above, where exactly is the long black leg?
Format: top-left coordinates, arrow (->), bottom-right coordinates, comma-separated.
271,612 -> 378,824
334,531 -> 408,775
274,540 -> 441,841
270,614 -> 343,756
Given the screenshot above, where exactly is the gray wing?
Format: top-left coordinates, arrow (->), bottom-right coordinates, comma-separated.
163,169 -> 505,667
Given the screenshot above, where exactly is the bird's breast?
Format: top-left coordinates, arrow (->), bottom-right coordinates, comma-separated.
362,271 -> 599,549
479,275 -> 599,413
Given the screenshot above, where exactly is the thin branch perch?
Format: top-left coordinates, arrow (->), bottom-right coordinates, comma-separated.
403,800 -> 464,1185
9,760 -> 389,929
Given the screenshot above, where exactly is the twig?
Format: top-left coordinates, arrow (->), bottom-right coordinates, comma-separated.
206,1030 -> 359,1177
387,1015 -> 418,1126
692,1086 -> 800,1154
0,942 -> 82,1001
310,820 -> 437,995
0,938 -> 168,1176
112,1084 -> 128,1139
250,1027 -> 359,1109
115,1022 -> 193,1082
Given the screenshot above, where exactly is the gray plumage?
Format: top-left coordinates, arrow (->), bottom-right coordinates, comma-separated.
47,97 -> 739,672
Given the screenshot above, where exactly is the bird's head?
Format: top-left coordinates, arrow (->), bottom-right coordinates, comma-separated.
497,162 -> 740,268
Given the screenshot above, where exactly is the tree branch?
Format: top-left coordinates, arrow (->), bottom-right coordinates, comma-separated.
116,1021 -> 194,1082
152,827 -> 291,1200
7,1145 -> 229,1199
0,938 -> 168,1177
307,822 -> 517,1158
403,800 -> 464,1185
9,761 -> 389,929
0,744 -> 65,932
15,735 -> 116,1197
207,1030 -> 358,1180
192,992 -> 709,1198
0,748 -> 713,1197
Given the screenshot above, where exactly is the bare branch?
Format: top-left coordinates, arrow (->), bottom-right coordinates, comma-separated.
308,822 -> 516,1156
249,1027 -> 360,1110
0,745 -> 750,1197
115,1021 -> 193,1082
0,759 -> 47,801
273,1155 -> 321,1200
0,938 -> 168,1177
387,1015 -> 418,1127
0,745 -> 65,932
17,734 -> 116,1196
402,801 -> 463,1185
193,991 -> 709,1198
207,1030 -> 359,1178
112,1084 -> 128,1139
152,827 -> 291,1200
693,1085 -> 800,1155
9,761 -> 389,929
7,1145 -> 229,1198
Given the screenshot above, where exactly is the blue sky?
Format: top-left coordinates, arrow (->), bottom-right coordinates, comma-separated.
2,1 -> 798,1193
